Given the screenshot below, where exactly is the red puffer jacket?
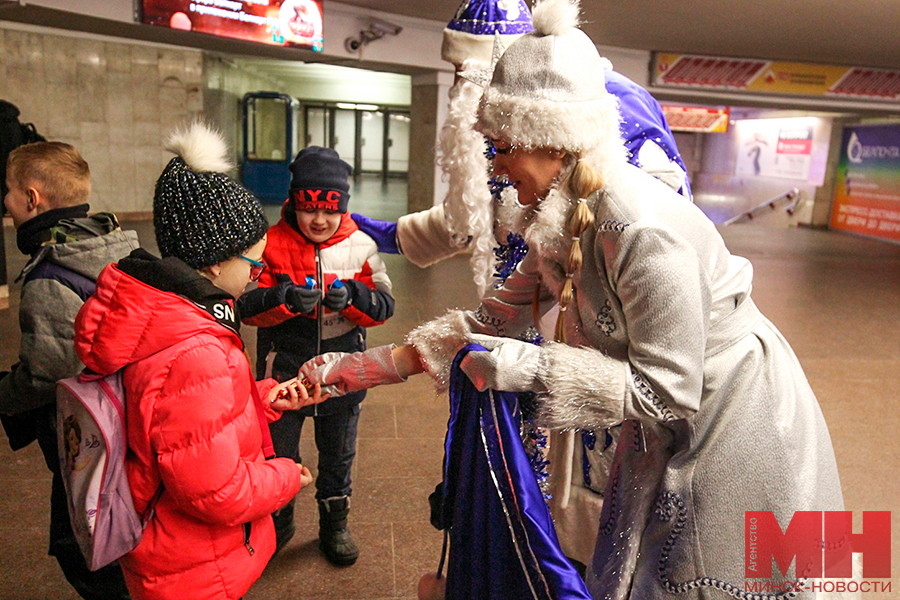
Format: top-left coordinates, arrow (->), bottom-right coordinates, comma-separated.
74,256 -> 306,600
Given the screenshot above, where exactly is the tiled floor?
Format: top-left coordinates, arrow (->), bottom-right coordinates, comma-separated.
1,190 -> 899,598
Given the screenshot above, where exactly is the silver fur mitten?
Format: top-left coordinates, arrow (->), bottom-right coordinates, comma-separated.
299,345 -> 405,397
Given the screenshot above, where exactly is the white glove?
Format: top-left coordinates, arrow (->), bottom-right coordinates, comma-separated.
299,344 -> 405,397
458,333 -> 546,393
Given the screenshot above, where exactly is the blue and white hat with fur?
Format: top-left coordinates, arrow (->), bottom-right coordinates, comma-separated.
441,0 -> 533,68
475,0 -> 622,161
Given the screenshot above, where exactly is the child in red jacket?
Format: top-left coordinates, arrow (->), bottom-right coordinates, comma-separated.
74,122 -> 319,600
239,146 -> 395,566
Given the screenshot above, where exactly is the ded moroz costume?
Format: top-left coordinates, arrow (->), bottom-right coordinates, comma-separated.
330,1 -> 846,598
409,1 -> 846,597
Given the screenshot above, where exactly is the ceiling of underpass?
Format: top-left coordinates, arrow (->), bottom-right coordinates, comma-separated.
340,0 -> 900,71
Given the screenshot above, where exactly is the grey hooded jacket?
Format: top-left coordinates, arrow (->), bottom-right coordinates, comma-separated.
0,215 -> 139,416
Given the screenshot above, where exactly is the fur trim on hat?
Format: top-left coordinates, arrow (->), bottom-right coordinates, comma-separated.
477,86 -> 622,155
532,0 -> 580,36
443,28 -> 495,67
165,121 -> 232,173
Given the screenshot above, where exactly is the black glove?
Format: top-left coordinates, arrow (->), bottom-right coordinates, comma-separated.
284,278 -> 321,314
322,280 -> 352,312
238,275 -> 292,319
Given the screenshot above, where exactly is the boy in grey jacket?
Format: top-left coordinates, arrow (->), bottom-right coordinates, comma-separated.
1,142 -> 139,599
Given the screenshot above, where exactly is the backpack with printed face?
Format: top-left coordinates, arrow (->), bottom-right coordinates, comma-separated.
57,370 -> 159,571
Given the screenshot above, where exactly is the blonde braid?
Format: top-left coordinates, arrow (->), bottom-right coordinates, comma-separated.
554,158 -> 603,343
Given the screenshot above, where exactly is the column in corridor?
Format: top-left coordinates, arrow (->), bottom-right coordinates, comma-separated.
407,71 -> 454,213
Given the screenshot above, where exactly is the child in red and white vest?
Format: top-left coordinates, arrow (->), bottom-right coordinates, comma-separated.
239,146 -> 394,566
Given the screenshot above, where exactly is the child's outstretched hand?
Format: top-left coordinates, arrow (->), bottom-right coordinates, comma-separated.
268,377 -> 329,410
299,345 -> 406,397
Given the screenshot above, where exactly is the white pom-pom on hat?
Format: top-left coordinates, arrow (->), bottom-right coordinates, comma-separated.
532,0 -> 580,37
165,120 -> 233,174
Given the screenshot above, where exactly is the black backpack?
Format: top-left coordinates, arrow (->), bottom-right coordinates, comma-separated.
1,99 -> 46,200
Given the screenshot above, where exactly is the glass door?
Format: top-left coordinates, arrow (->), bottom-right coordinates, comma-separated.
359,110 -> 385,175
305,106 -> 329,147
386,111 -> 410,176
242,92 -> 297,204
333,108 -> 356,169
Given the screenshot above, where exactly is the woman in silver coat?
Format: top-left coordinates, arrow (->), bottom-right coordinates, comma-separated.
299,1 -> 845,598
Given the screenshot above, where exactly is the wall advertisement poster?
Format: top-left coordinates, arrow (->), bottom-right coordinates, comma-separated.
831,124 -> 900,243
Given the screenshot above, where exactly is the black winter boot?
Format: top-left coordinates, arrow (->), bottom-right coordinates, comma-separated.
318,496 -> 359,566
272,499 -> 296,555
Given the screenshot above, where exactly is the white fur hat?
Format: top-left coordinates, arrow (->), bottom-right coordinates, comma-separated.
441,0 -> 533,68
475,0 -> 617,154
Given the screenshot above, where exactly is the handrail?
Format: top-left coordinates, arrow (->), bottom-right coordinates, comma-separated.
723,188 -> 803,225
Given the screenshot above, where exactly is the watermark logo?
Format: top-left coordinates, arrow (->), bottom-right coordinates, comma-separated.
745,511 -> 891,592
846,131 -> 900,164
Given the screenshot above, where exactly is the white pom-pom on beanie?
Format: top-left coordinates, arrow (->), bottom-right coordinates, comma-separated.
531,0 -> 580,36
165,120 -> 233,174
154,121 -> 268,269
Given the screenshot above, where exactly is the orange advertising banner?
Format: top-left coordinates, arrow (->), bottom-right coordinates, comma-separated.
653,53 -> 900,100
660,105 -> 729,133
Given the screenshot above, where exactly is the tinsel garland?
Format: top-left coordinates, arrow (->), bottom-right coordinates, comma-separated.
486,138 -> 529,289
493,232 -> 529,288
519,391 -> 552,499
485,137 -> 551,498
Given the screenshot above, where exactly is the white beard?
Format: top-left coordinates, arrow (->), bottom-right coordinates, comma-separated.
438,76 -> 495,297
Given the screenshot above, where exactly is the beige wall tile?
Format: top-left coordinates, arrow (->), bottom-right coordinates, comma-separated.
134,122 -> 161,148
45,83 -> 80,139
105,42 -> 132,73
132,64 -> 160,123
42,35 -> 77,85
77,63 -> 107,123
106,72 -> 135,129
130,44 -> 158,67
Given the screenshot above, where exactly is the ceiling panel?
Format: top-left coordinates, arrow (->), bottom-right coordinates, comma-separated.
337,0 -> 900,70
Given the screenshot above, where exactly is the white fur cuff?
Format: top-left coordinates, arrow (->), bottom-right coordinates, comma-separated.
535,342 -> 627,430
404,309 -> 472,390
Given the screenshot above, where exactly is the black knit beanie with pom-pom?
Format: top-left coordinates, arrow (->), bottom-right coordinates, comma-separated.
153,121 -> 268,269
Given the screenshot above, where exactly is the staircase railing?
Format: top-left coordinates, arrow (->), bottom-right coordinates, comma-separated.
723,188 -> 803,225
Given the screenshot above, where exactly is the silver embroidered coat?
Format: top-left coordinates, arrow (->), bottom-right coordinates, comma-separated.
410,163 -> 844,600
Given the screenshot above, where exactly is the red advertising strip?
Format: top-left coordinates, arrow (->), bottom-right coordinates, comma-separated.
829,68 -> 900,99
660,105 -> 729,133
657,56 -> 768,88
776,140 -> 812,154
140,0 -> 324,51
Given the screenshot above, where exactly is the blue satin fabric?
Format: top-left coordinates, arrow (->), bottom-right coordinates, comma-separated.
441,346 -> 592,600
444,0 -> 534,36
605,69 -> 693,201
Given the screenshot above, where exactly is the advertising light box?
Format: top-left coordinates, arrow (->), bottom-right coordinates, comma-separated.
831,124 -> 900,244
141,0 -> 324,52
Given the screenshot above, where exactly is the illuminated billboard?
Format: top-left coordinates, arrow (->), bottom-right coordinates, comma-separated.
140,0 -> 324,52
